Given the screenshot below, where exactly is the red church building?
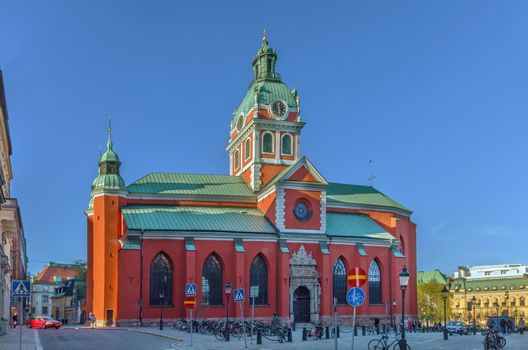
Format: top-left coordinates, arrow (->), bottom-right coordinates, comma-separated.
85,36 -> 417,327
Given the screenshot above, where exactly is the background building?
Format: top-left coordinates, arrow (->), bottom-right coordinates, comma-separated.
450,264 -> 528,327
0,69 -> 27,327
50,278 -> 85,324
86,36 -> 418,327
31,262 -> 85,319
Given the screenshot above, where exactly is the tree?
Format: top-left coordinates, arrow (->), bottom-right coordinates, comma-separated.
417,280 -> 451,325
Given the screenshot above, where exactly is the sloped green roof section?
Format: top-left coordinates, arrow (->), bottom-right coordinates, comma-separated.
417,270 -> 448,285
327,183 -> 411,214
122,206 -> 277,234
326,212 -> 395,240
127,173 -> 255,197
464,277 -> 528,291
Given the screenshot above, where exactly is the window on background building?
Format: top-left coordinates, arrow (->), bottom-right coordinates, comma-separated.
521,298 -> 526,307
42,306 -> 47,315
262,132 -> 273,153
244,139 -> 251,161
234,150 -> 240,169
202,254 -> 223,306
149,253 -> 173,306
249,255 -> 268,305
368,260 -> 382,304
333,258 -> 347,304
42,295 -> 49,303
281,134 -> 292,155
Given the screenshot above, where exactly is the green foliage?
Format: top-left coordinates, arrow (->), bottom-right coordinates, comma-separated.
418,280 -> 451,324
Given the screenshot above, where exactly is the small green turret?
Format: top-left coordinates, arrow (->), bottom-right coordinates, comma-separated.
91,126 -> 125,191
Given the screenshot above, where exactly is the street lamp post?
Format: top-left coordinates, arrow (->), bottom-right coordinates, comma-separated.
442,286 -> 448,341
224,281 -> 232,342
398,265 -> 410,350
471,296 -> 476,335
392,298 -> 397,330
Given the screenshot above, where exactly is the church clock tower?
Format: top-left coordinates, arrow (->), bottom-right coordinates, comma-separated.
226,34 -> 305,191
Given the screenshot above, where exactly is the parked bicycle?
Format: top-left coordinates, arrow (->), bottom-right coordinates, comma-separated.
368,333 -> 411,350
483,329 -> 506,350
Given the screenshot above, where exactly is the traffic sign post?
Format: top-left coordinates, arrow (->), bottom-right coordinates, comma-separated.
347,286 -> 366,350
347,267 -> 367,288
12,280 -> 30,350
184,283 -> 197,347
233,289 -> 247,348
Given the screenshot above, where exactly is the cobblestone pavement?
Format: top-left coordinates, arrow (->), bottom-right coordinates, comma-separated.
2,325 -> 528,349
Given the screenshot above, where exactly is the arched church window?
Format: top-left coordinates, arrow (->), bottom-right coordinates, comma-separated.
333,258 -> 347,305
202,254 -> 223,306
245,139 -> 251,161
368,260 -> 382,304
249,254 -> 268,305
262,132 -> 273,153
281,134 -> 293,155
234,150 -> 240,170
149,253 -> 172,306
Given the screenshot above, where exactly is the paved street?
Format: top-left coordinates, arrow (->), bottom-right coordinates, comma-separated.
2,326 -> 528,349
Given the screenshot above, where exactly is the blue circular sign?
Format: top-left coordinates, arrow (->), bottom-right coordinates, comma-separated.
346,287 -> 365,307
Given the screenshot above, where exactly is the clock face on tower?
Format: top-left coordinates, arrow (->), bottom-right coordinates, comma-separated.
271,100 -> 287,119
293,200 -> 312,221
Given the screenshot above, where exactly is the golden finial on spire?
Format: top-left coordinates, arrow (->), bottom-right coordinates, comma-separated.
108,114 -> 112,134
262,29 -> 268,47
263,29 -> 267,41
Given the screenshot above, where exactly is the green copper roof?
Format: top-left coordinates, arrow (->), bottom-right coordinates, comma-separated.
92,173 -> 126,190
326,212 -> 395,240
417,270 -> 448,285
100,129 -> 120,163
127,173 -> 255,197
461,277 -> 528,291
327,183 -> 412,214
122,206 -> 277,234
233,81 -> 297,127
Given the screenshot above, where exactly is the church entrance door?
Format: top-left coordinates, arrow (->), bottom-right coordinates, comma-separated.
293,287 -> 310,323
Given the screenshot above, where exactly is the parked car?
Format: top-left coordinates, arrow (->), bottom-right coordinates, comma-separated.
446,321 -> 467,335
26,316 -> 62,329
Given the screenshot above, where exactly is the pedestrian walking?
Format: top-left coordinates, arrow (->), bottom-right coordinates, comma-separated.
12,312 -> 18,328
500,318 -> 506,334
89,312 -> 96,328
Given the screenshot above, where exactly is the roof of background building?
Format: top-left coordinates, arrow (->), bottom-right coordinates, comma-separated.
417,269 -> 448,285
326,212 -> 395,240
451,276 -> 528,292
33,262 -> 85,285
122,206 -> 277,234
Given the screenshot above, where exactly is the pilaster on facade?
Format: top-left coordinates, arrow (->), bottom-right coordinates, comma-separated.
320,190 -> 327,233
275,186 -> 285,230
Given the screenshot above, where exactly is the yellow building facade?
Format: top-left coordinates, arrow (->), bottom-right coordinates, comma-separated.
450,265 -> 528,327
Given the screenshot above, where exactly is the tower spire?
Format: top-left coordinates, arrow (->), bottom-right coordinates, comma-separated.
262,29 -> 268,48
107,115 -> 113,150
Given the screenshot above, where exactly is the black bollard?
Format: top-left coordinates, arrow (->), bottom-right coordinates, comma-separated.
288,328 -> 293,342
361,325 -> 365,336
302,327 -> 307,341
354,325 -> 358,336
325,326 -> 329,339
257,329 -> 262,345
292,322 -> 296,332
337,325 -> 340,338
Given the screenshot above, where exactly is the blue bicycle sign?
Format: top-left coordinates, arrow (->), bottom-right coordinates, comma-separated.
346,287 -> 365,307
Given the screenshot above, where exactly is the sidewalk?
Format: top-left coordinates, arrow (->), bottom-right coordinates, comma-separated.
0,326 -> 39,350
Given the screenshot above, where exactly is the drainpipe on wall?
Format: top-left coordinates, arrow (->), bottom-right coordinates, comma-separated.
139,229 -> 144,327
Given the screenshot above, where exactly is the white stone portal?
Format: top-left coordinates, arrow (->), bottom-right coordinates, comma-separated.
289,245 -> 320,323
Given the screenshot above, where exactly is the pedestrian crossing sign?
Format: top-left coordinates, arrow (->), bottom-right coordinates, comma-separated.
185,283 -> 197,297
12,280 -> 31,297
233,288 -> 245,302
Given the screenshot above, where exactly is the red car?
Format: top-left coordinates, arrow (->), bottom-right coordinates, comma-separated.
26,316 -> 62,329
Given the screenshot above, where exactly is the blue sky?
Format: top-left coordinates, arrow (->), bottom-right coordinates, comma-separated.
1,1 -> 527,276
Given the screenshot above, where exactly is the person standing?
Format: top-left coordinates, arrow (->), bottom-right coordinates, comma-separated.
500,318 -> 506,334
519,317 -> 525,335
12,312 -> 18,328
